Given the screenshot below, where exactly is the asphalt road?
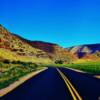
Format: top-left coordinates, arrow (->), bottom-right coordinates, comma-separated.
1,67 -> 100,100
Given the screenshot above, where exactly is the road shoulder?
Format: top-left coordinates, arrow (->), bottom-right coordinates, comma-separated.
63,67 -> 100,79
64,67 -> 86,73
94,75 -> 100,79
0,67 -> 47,97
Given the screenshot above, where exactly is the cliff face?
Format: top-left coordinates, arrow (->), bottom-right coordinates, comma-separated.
3,24 -> 99,63
0,25 -> 52,63
25,41 -> 77,62
0,24 -> 77,63
67,44 -> 100,60
14,32 -> 77,63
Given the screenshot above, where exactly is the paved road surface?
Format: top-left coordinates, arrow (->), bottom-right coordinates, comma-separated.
59,67 -> 100,100
1,67 -> 100,100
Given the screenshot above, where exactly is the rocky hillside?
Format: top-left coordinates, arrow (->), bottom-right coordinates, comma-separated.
1,24 -> 100,63
0,24 -> 52,63
67,44 -> 100,59
13,32 -> 77,63
0,24 -> 77,64
24,41 -> 77,63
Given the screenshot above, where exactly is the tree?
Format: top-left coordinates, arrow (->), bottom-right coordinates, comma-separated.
3,59 -> 11,64
55,60 -> 63,64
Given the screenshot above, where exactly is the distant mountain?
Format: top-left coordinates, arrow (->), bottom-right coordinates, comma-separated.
1,24 -> 99,64
24,41 -> 77,62
67,44 -> 100,60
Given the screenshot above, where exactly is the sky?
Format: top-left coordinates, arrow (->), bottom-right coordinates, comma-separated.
0,0 -> 100,47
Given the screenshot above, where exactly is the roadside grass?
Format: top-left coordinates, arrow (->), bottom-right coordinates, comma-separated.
0,61 -> 44,89
1,60 -> 100,89
64,62 -> 100,74
44,62 -> 100,74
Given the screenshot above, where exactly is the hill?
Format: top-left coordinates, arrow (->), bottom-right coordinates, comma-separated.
13,31 -> 77,63
0,24 -> 52,64
67,44 -> 100,61
23,40 -> 77,63
0,24 -> 77,64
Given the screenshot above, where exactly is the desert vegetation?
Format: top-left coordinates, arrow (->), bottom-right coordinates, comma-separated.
0,60 -> 43,89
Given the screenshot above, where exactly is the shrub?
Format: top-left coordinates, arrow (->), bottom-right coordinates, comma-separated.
3,59 -> 11,64
55,60 -> 63,64
32,63 -> 38,67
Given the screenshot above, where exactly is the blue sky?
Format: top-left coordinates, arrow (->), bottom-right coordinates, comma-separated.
0,0 -> 100,47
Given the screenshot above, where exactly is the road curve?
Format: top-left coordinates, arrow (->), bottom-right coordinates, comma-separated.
1,67 -> 72,100
1,67 -> 100,100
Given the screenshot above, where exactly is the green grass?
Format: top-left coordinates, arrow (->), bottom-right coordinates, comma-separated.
44,62 -> 100,74
0,61 -> 44,89
1,60 -> 100,89
64,62 -> 100,74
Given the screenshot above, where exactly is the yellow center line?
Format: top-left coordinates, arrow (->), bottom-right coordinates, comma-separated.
63,74 -> 82,100
56,68 -> 82,100
57,69 -> 77,100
